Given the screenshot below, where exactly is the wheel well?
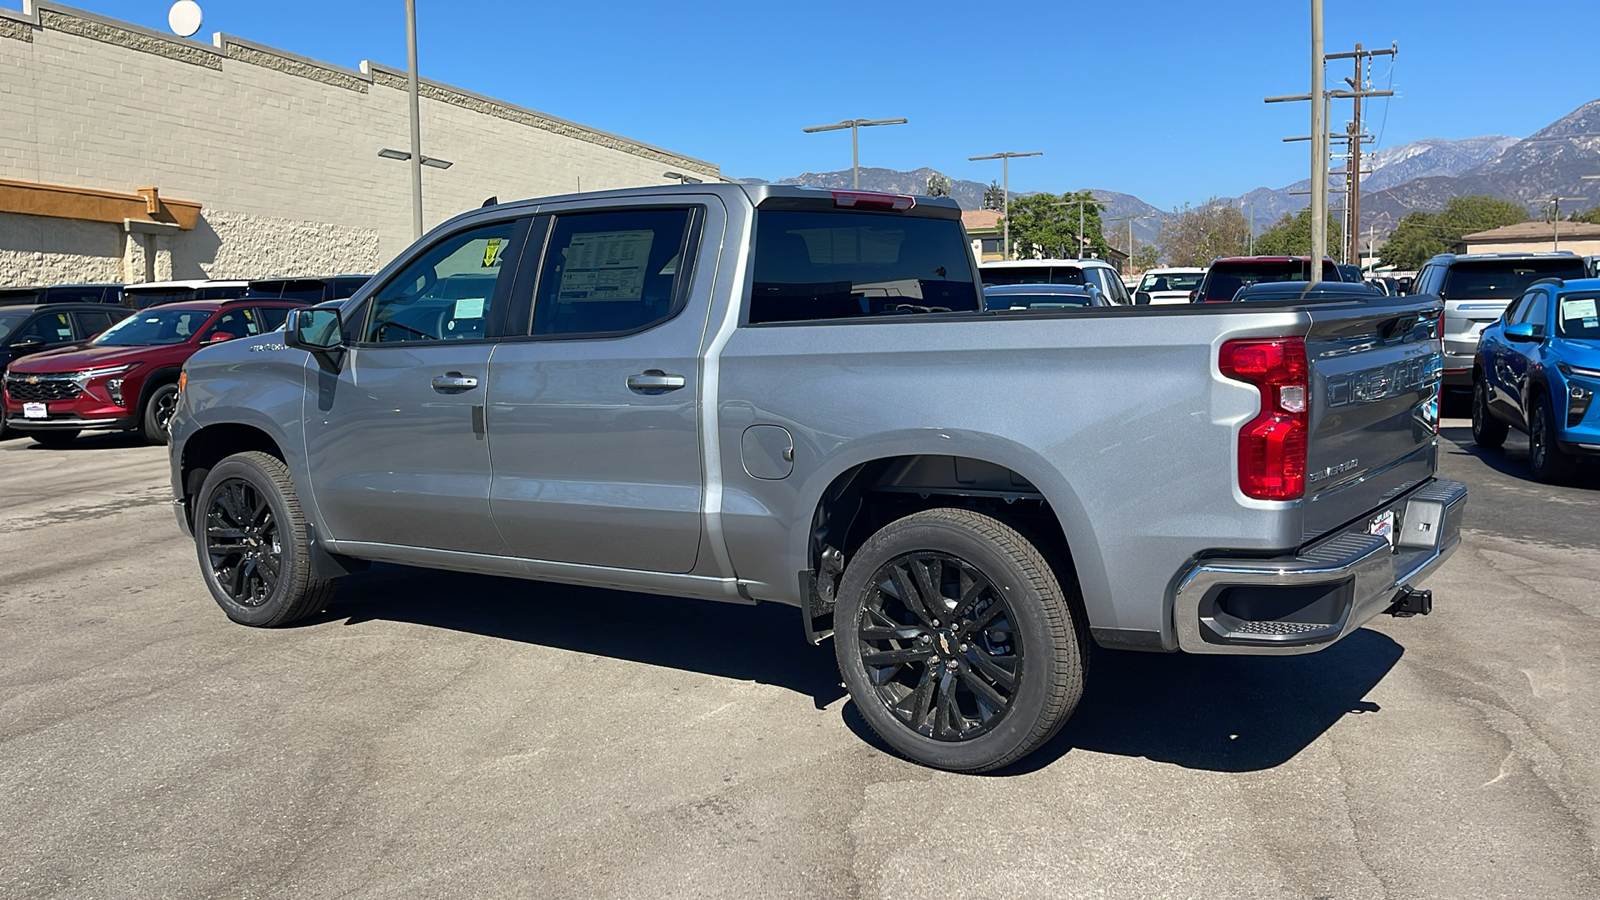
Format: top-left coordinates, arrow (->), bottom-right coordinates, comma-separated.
804,455 -> 1078,638
181,424 -> 285,512
136,368 -> 183,410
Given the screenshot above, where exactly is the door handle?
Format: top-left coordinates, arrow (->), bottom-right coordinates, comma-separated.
431,372 -> 479,392
627,370 -> 686,394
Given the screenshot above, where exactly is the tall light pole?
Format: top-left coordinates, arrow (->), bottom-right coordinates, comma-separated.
969,151 -> 1042,260
802,118 -> 908,189
402,0 -> 427,240
1105,214 -> 1157,271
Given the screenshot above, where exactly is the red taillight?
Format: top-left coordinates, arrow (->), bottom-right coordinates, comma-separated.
1219,337 -> 1309,500
831,190 -> 915,212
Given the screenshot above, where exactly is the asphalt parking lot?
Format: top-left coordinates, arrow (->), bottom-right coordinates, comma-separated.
1,421 -> 1597,899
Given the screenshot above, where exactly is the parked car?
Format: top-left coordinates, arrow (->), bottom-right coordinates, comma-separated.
1230,282 -> 1381,304
3,297 -> 306,446
978,258 -> 1134,305
120,279 -> 250,309
1133,267 -> 1206,305
1335,263 -> 1366,284
0,284 -> 123,306
0,302 -> 131,440
168,183 -> 1463,773
983,283 -> 1108,310
1472,276 -> 1600,482
1194,256 -> 1343,303
1412,252 -> 1588,390
245,275 -> 370,304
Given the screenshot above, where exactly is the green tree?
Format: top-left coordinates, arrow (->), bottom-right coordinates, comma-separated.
1131,243 -> 1161,271
1252,208 -> 1343,258
999,190 -> 1108,259
925,173 -> 951,198
1570,205 -> 1600,225
982,180 -> 1005,211
1378,195 -> 1528,270
1157,199 -> 1250,267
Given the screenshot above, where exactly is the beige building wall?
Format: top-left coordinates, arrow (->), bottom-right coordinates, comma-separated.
1462,239 -> 1600,257
0,1 -> 722,285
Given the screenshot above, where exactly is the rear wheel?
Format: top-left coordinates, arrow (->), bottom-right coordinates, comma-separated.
142,383 -> 180,445
196,451 -> 337,627
1471,376 -> 1508,448
1529,391 -> 1576,484
833,508 -> 1086,772
29,430 -> 80,448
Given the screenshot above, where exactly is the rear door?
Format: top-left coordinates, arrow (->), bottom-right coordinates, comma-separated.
484,203 -> 714,573
304,218 -> 528,553
1301,295 -> 1445,542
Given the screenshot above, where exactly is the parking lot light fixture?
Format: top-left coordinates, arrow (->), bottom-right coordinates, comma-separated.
379,149 -> 453,170
969,152 -> 1042,261
803,118 -> 909,189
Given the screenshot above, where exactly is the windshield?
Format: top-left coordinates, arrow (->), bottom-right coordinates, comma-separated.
1200,260 -> 1340,301
93,308 -> 211,346
1557,293 -> 1600,339
1138,272 -> 1203,292
750,211 -> 980,323
979,265 -> 1085,287
123,288 -> 193,309
0,311 -> 25,342
1442,259 -> 1587,300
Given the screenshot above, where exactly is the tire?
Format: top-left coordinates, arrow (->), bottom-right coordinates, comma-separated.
195,450 -> 338,627
833,508 -> 1086,773
1529,391 -> 1576,484
141,382 -> 180,445
29,429 -> 80,447
1471,376 -> 1508,449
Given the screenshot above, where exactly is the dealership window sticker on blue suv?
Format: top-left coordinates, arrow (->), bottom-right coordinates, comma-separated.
1561,297 -> 1598,335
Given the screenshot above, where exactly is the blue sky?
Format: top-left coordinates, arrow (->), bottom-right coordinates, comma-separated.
41,0 -> 1600,209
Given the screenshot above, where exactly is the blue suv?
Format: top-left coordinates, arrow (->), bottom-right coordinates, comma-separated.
1472,277 -> 1600,482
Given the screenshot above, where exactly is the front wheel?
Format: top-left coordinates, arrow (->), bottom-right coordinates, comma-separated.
1471,377 -> 1509,448
195,451 -> 338,627
833,508 -> 1086,773
142,383 -> 180,444
1529,392 -> 1576,484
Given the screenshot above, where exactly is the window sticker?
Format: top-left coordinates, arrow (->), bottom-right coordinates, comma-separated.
483,238 -> 503,268
556,230 -> 655,302
1560,297 -> 1598,320
453,297 -> 486,319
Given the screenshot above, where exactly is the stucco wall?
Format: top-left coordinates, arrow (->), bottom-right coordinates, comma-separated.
0,2 -> 722,285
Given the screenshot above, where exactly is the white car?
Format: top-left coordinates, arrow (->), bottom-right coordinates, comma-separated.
1133,267 -> 1206,305
977,258 -> 1133,305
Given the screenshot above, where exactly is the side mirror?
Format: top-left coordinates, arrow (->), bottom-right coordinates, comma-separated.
9,337 -> 45,353
1134,290 -> 1151,305
285,307 -> 344,351
207,332 -> 234,343
1187,290 -> 1197,303
1504,322 -> 1540,343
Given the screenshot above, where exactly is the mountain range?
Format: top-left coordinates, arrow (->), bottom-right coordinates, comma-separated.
747,98 -> 1600,249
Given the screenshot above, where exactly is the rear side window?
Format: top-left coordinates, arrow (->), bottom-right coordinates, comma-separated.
530,208 -> 694,337
751,211 -> 979,324
1441,259 -> 1585,300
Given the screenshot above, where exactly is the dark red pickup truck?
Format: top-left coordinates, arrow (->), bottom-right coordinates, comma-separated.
3,298 -> 305,446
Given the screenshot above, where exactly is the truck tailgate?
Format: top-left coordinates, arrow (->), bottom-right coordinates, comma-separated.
1301,296 -> 1444,544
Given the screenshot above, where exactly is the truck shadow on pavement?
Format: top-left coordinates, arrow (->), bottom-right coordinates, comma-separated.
316,563 -> 849,709
994,629 -> 1405,774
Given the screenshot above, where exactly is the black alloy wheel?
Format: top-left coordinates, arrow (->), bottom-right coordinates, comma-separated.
1529,392 -> 1576,484
143,383 -> 180,444
1471,377 -> 1508,448
203,478 -> 281,608
857,552 -> 1023,742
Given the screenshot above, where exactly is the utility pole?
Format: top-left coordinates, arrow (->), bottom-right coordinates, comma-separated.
1051,197 -> 1097,258
803,118 -> 909,189
969,151 -> 1043,260
1545,197 -> 1584,250
1326,41 -> 1397,266
1266,9 -> 1394,282
1105,214 -> 1157,272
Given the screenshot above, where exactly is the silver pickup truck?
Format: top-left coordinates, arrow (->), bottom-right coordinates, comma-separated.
170,184 -> 1465,772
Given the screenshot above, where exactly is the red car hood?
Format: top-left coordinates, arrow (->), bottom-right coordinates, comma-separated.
7,342 -> 184,374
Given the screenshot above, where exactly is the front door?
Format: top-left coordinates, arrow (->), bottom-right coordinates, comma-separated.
305,219 -> 526,553
486,204 -> 713,573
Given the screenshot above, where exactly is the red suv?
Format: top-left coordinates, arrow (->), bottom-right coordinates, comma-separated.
3,298 -> 306,446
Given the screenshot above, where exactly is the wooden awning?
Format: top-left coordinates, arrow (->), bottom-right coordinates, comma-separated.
0,178 -> 201,230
